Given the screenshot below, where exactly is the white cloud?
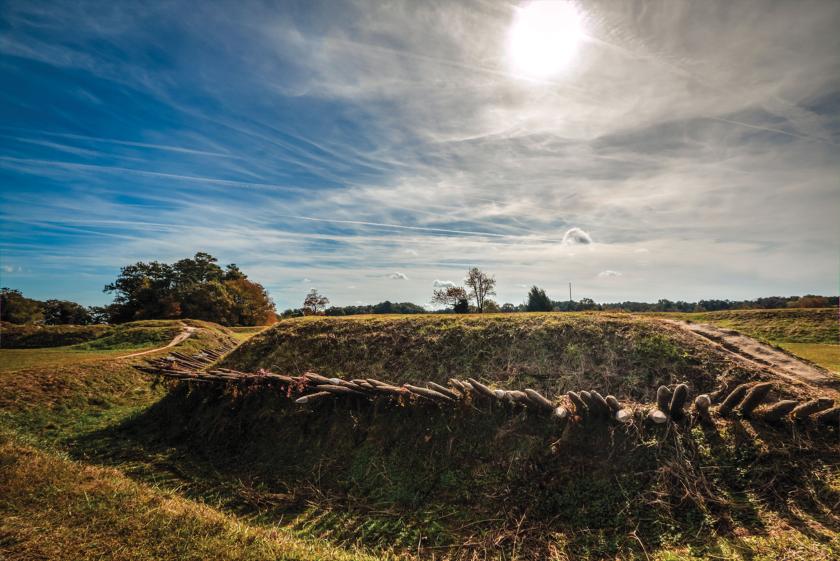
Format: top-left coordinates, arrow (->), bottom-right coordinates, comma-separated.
562,227 -> 592,246
597,270 -> 622,278
433,279 -> 456,288
388,272 -> 408,280
302,278 -> 311,283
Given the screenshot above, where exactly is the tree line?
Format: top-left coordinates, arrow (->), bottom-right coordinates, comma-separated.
3,260 -> 837,325
1,252 -> 276,326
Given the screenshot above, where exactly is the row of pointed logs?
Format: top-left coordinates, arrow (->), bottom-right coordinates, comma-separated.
645,381 -> 839,426
135,350 -> 840,429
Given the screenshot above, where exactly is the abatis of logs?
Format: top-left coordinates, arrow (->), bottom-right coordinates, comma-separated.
134,349 -> 840,432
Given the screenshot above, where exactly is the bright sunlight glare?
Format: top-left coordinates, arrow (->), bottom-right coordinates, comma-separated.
507,1 -> 585,80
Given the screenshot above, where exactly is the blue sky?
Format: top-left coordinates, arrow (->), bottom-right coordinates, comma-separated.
1,0 -> 839,310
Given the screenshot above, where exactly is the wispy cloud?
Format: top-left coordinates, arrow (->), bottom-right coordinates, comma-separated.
0,0 -> 837,308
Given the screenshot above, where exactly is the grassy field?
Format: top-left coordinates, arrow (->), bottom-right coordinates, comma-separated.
0,313 -> 838,560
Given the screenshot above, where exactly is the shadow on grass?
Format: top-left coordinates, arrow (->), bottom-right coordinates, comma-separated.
68,385 -> 840,560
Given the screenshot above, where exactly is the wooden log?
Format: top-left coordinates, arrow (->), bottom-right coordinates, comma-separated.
656,386 -> 672,413
295,391 -> 332,404
605,395 -> 621,413
567,391 -> 588,416
317,384 -> 364,396
304,372 -> 333,385
448,378 -> 468,392
370,384 -> 405,395
647,409 -> 668,424
815,406 -> 840,426
717,383 -> 751,417
668,384 -> 690,420
588,390 -> 611,418
404,384 -> 454,402
502,389 -> 524,403
790,397 -> 835,420
493,389 -> 507,400
467,378 -> 496,400
756,400 -> 798,423
694,394 -> 712,423
524,388 -> 554,411
427,381 -> 461,400
615,408 -> 634,423
737,382 -> 773,417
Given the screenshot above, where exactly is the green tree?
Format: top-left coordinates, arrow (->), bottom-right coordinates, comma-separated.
526,286 -> 553,312
103,252 -> 275,325
43,299 -> 93,325
0,288 -> 44,324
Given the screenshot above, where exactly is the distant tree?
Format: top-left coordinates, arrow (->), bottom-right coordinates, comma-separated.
225,278 -> 276,325
465,267 -> 496,313
302,289 -> 330,315
578,297 -> 598,311
789,295 -> 830,308
526,286 -> 553,312
103,252 -> 275,325
483,299 -> 501,313
432,286 -> 470,314
0,288 -> 44,324
500,302 -> 517,313
43,299 -> 93,325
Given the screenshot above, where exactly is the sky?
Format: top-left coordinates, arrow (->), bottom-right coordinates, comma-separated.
1,0 -> 839,310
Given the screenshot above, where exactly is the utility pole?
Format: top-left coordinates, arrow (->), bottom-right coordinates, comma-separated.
569,282 -> 572,303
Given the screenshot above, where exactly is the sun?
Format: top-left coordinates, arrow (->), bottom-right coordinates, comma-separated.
507,1 -> 585,80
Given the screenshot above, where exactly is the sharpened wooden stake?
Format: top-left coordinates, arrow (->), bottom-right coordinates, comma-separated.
717,383 -> 751,417
589,390 -> 611,418
656,386 -> 672,413
524,388 -> 554,411
815,406 -> 840,426
668,384 -> 689,420
791,397 -> 835,420
295,391 -> 332,404
757,400 -> 798,422
404,384 -> 453,402
605,395 -> 621,413
737,382 -> 773,417
567,391 -> 588,416
467,378 -> 496,400
427,381 -> 461,400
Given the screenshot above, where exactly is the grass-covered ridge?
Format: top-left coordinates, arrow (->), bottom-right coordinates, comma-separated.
667,307 -> 839,345
222,313 -> 762,400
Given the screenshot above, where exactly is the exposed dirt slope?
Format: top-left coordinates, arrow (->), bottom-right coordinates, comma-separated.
116,323 -> 196,358
664,319 -> 840,398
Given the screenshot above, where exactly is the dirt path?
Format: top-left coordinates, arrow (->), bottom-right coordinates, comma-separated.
662,319 -> 839,396
116,324 -> 196,359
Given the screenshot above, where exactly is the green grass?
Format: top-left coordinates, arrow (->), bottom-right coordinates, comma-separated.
0,347 -> 138,372
223,313 -> 745,401
777,343 -> 840,373
660,308 -> 839,344
1,322 -> 112,348
0,432 -> 387,561
655,308 -> 839,372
